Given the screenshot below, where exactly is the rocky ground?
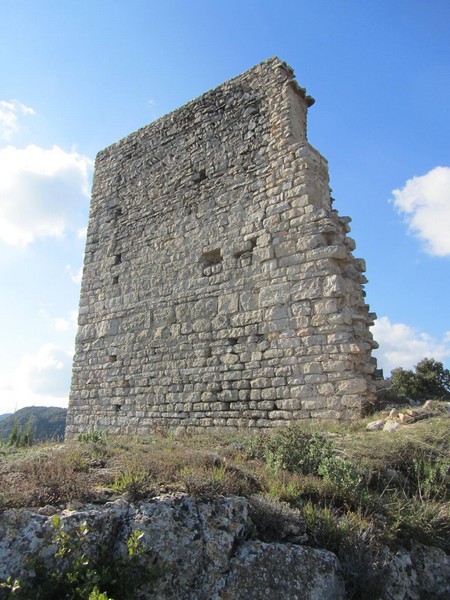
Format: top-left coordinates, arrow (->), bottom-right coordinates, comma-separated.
0,402 -> 449,599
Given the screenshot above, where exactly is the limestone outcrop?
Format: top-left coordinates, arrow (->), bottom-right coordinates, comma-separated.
1,496 -> 448,599
0,496 -> 345,599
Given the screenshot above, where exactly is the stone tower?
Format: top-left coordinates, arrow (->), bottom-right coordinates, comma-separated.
66,57 -> 378,438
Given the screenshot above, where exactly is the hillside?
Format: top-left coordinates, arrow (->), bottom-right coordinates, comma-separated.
0,402 -> 448,599
0,406 -> 67,443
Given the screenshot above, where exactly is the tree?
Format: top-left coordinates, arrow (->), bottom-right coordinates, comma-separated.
391,358 -> 450,400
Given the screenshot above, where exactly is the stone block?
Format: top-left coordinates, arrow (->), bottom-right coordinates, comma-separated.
275,399 -> 302,410
337,378 -> 367,394
259,282 -> 291,307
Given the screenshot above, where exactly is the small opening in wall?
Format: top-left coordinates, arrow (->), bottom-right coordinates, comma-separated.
114,404 -> 121,413
109,354 -> 117,362
200,248 -> 223,276
114,253 -> 122,265
115,207 -> 123,218
201,248 -> 223,266
192,169 -> 207,183
324,232 -> 335,246
112,276 -> 119,285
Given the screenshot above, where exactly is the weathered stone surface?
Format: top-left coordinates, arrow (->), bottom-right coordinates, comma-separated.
0,497 -> 343,600
219,541 -> 346,599
67,57 -> 378,437
383,419 -> 401,432
366,418 -> 385,431
1,497 -> 448,599
381,542 -> 450,600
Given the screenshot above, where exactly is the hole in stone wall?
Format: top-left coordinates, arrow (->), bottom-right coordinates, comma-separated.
109,355 -> 117,362
114,404 -> 121,413
115,207 -> 123,218
201,248 -> 223,276
324,232 -> 335,246
202,249 -> 222,266
112,276 -> 119,285
114,253 -> 122,265
192,169 -> 207,183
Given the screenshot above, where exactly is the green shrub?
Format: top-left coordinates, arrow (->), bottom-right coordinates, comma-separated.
266,473 -> 303,503
178,462 -> 259,497
302,502 -> 383,600
0,515 -> 161,599
112,467 -> 150,500
88,588 -> 114,600
249,428 -> 334,476
408,454 -> 449,502
385,495 -> 450,552
7,418 -> 33,448
77,430 -> 108,445
391,358 -> 450,400
318,456 -> 365,496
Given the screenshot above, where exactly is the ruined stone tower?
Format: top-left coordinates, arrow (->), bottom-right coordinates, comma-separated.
66,57 -> 378,438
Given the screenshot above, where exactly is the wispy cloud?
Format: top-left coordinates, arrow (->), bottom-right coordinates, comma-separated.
66,264 -> 83,284
0,343 -> 72,412
77,227 -> 88,239
0,144 -> 93,246
54,310 -> 78,332
39,306 -> 79,332
392,166 -> 450,257
372,316 -> 450,374
0,99 -> 35,141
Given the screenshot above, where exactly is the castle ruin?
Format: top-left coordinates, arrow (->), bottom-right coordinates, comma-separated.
66,57 -> 378,438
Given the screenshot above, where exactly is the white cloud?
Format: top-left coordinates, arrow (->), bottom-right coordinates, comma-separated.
54,310 -> 78,332
0,144 -> 93,246
0,343 -> 72,413
66,264 -> 83,284
0,99 -> 35,140
392,166 -> 450,257
372,316 -> 450,375
39,306 -> 79,332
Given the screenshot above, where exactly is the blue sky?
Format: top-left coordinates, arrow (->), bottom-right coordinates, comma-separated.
0,0 -> 449,413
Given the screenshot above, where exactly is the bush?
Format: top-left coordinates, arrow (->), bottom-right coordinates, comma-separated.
391,358 -> 450,400
318,456 -> 365,496
247,428 -> 334,476
112,467 -> 150,500
8,453 -> 92,507
7,419 -> 33,448
0,516 -> 161,599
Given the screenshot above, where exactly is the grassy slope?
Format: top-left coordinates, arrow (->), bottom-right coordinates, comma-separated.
0,403 -> 448,598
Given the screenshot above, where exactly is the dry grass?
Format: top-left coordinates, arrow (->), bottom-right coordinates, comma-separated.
0,406 -> 448,557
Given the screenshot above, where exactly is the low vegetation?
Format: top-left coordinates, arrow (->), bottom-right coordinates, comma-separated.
0,407 -> 66,445
390,358 -> 450,401
0,400 -> 448,599
1,516 -> 160,600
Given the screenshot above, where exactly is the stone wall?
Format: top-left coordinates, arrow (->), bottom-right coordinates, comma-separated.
66,57 -> 378,437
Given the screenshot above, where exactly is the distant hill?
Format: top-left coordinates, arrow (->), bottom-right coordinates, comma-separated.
0,406 -> 67,443
0,413 -> 12,422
